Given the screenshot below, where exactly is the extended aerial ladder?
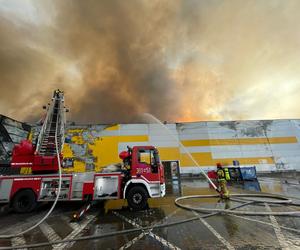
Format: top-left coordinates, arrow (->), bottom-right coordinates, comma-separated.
10,89 -> 67,173
35,90 -> 66,156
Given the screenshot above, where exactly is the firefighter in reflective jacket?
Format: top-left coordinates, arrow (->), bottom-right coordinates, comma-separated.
216,163 -> 230,199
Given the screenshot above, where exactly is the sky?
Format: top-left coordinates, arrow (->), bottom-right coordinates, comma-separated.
0,0 -> 300,124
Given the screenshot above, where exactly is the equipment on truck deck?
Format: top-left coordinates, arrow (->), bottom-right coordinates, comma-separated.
0,90 -> 165,213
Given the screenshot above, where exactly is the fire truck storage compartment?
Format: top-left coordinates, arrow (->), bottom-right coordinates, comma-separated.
0,179 -> 13,202
94,174 -> 120,199
39,176 -> 71,201
72,172 -> 94,199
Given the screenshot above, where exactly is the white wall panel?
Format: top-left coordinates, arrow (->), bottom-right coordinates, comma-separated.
180,166 -> 214,174
148,141 -> 179,147
115,119 -> 300,172
180,146 -> 211,153
96,130 -> 119,136
149,135 -> 178,142
119,124 -> 148,135
179,134 -> 211,140
202,144 -> 299,153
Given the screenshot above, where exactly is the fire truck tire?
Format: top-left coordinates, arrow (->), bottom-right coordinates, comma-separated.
12,189 -> 37,213
127,186 -> 148,210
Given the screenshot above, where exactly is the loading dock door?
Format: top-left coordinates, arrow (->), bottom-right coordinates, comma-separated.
162,161 -> 181,195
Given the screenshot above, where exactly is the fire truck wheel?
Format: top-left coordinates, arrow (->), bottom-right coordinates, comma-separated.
127,186 -> 148,210
12,189 -> 37,213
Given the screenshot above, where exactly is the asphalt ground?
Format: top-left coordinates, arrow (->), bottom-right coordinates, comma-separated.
0,176 -> 300,250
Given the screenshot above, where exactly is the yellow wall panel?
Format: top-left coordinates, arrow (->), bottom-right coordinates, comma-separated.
157,147 -> 180,161
71,135 -> 85,145
179,152 -> 274,167
62,144 -> 74,158
67,128 -> 84,134
105,124 -> 120,131
73,161 -> 86,172
211,157 -> 274,166
267,137 -> 298,144
180,152 -> 212,166
181,137 -> 297,147
182,139 -> 215,147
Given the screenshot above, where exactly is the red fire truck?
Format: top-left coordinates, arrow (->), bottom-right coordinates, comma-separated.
0,90 -> 165,213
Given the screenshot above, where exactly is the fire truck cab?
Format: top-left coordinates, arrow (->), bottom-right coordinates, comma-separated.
0,145 -> 165,213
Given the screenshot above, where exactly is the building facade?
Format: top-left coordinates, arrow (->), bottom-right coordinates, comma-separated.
0,115 -> 31,165
63,119 -> 300,174
1,115 -> 299,174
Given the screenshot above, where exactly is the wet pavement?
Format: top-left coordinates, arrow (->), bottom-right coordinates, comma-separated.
0,176 -> 300,250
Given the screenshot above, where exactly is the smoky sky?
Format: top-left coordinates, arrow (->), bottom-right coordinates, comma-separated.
1,0 -> 300,124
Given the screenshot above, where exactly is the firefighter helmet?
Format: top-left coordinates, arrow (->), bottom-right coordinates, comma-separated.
119,151 -> 130,160
216,162 -> 222,168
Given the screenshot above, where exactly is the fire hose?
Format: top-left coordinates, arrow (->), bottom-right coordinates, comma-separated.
174,193 -> 300,216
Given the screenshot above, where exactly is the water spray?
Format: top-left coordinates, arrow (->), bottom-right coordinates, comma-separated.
142,113 -> 219,192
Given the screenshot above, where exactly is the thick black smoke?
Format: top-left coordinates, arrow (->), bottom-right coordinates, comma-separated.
52,1 -> 182,123
1,0 -> 300,123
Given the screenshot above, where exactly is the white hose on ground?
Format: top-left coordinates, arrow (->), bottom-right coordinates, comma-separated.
175,193 -> 300,216
0,115 -> 62,239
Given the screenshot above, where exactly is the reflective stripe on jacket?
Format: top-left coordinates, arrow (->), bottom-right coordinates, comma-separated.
217,169 -> 225,181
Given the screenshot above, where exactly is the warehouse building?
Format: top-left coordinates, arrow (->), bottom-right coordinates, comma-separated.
1,114 -> 300,175
63,119 -> 300,175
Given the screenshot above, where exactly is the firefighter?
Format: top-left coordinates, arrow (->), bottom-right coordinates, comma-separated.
216,163 -> 230,199
119,148 -> 132,187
